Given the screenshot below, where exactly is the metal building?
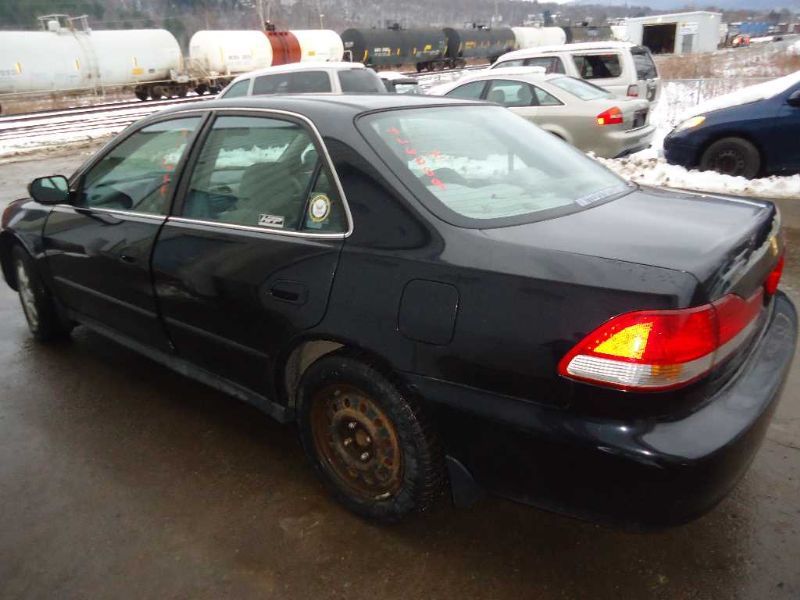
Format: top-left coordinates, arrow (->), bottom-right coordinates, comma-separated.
620,11 -> 722,55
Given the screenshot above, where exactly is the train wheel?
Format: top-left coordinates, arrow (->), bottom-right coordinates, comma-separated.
177,86 -> 188,98
195,84 -> 209,96
150,85 -> 165,100
134,89 -> 149,101
416,63 -> 424,73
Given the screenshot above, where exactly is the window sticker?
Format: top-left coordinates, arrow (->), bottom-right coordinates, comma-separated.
308,193 -> 331,223
258,214 -> 285,228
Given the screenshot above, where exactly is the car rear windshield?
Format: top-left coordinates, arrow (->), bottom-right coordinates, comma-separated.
631,46 -> 658,80
253,70 -> 332,94
339,69 -> 386,93
548,76 -> 613,100
358,105 -> 628,228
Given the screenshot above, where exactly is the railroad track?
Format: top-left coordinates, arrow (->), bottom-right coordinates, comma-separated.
0,65 -> 483,152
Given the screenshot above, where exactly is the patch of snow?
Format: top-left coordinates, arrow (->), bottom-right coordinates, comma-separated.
680,70 -> 800,120
599,154 -> 800,200
790,40 -> 800,57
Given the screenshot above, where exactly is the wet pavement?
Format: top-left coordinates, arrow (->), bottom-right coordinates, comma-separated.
1,155 -> 799,599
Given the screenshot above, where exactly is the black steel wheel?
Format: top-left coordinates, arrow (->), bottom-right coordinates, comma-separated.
699,136 -> 761,179
297,352 -> 445,522
12,246 -> 71,342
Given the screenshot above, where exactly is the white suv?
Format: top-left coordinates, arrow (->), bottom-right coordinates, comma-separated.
220,62 -> 386,98
491,41 -> 661,104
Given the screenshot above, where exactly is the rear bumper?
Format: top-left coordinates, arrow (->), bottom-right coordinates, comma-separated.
598,124 -> 655,159
410,291 -> 797,529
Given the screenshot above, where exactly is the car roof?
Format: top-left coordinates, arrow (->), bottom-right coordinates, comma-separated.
497,41 -> 634,61
153,94 -> 480,123
233,61 -> 368,80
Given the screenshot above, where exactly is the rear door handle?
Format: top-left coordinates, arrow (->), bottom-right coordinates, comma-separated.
269,281 -> 308,305
119,254 -> 136,264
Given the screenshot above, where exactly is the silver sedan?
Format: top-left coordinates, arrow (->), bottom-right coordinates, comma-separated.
428,70 -> 655,158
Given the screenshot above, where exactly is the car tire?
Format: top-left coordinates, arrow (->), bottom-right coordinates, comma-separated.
297,352 -> 445,522
699,137 -> 761,179
12,245 -> 71,342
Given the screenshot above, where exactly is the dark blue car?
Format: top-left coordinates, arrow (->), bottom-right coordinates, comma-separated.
664,75 -> 800,178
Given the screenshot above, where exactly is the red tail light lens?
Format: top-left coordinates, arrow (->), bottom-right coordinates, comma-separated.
626,84 -> 639,97
765,254 -> 784,295
558,289 -> 764,392
596,107 -> 623,126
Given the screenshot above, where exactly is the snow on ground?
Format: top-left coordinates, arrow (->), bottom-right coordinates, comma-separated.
790,40 -> 800,56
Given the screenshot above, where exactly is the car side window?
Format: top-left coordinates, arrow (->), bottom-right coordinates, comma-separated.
253,71 -> 332,95
181,115 -> 346,233
532,85 -> 562,106
486,80 -> 534,107
572,54 -> 622,80
445,81 -> 486,100
221,79 -> 250,98
524,56 -> 566,74
495,59 -> 524,68
79,117 -> 201,215
339,69 -> 385,93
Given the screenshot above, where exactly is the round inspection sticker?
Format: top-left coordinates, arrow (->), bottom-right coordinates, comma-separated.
308,193 -> 331,223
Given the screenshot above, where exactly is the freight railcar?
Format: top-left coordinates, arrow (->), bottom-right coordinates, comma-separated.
443,27 -> 516,67
0,16 -> 182,98
341,28 -> 448,70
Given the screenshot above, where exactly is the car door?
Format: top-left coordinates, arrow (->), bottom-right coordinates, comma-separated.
43,114 -> 204,351
152,112 -> 348,397
484,79 -> 540,121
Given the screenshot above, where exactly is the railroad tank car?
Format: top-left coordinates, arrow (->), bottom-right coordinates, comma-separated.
443,27 -> 516,65
292,29 -> 345,62
189,30 -> 274,77
341,28 -> 447,68
511,27 -> 567,49
0,25 -> 181,96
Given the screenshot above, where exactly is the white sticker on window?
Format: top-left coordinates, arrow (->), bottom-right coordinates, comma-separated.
258,214 -> 285,228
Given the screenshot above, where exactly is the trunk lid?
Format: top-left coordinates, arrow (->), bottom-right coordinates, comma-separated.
485,186 -> 781,303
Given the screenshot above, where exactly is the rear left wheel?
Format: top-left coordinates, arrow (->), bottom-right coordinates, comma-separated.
297,353 -> 445,522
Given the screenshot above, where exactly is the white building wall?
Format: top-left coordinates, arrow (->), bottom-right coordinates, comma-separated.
623,12 -> 722,55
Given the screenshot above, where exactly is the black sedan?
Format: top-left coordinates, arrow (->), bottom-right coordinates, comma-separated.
1,95 -> 795,528
664,72 -> 800,178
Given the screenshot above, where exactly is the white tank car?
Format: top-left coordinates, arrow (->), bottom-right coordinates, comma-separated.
0,24 -> 182,96
189,30 -> 273,76
511,27 -> 567,50
292,30 -> 345,62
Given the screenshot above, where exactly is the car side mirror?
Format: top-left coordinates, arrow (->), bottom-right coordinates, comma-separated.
29,175 -> 70,205
788,90 -> 800,107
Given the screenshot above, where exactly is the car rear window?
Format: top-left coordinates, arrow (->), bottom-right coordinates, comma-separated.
253,71 -> 332,94
339,69 -> 385,93
358,106 -> 628,228
221,79 -> 250,98
631,46 -> 658,80
548,76 -> 613,101
572,54 -> 622,80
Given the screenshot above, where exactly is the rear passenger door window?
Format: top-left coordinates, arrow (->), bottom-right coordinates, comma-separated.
531,85 -> 563,106
572,53 -> 622,80
253,71 -> 332,95
485,80 -> 535,107
181,115 -> 346,233
445,80 -> 487,100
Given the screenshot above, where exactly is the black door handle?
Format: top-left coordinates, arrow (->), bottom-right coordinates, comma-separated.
269,281 -> 308,305
119,254 -> 136,264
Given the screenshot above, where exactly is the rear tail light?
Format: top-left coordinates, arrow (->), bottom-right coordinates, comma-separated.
596,107 -> 623,126
626,84 -> 639,97
558,289 -> 764,392
765,254 -> 784,296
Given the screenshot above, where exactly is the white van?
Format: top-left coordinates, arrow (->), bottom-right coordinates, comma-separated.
491,41 -> 661,104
